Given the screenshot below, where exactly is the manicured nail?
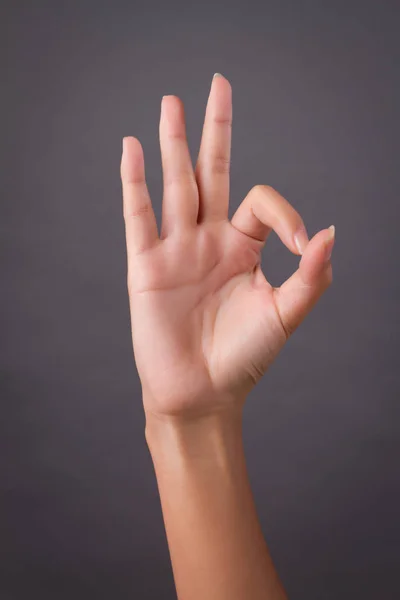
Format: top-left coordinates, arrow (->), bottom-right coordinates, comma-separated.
325,225 -> 335,261
294,227 -> 309,255
213,72 -> 223,78
161,96 -> 170,111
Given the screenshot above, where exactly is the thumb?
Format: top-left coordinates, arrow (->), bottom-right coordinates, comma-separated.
273,225 -> 335,337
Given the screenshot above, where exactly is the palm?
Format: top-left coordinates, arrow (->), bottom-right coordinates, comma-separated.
129,220 -> 285,414
121,74 -> 334,417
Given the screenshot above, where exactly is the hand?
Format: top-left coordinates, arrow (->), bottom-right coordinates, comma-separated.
121,73 -> 335,420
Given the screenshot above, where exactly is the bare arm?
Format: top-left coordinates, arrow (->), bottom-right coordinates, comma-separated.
145,410 -> 287,600
120,73 -> 335,600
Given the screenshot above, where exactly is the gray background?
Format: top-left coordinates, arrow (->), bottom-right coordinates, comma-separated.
1,1 -> 399,598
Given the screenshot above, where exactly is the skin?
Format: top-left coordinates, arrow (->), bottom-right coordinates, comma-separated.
120,73 -> 335,600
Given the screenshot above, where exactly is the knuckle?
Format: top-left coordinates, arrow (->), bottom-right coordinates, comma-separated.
252,184 -> 274,195
123,174 -> 145,186
167,131 -> 187,142
123,202 -> 151,220
211,155 -> 230,175
164,170 -> 196,189
213,114 -> 232,127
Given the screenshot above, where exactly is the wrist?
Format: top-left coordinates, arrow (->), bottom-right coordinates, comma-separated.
144,405 -> 245,466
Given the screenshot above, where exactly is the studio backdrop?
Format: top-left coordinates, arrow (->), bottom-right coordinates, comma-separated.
1,1 -> 399,599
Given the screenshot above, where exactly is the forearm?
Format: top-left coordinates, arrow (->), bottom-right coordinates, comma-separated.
145,404 -> 287,600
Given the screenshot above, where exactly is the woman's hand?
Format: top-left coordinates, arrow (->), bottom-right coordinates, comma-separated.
121,73 -> 334,420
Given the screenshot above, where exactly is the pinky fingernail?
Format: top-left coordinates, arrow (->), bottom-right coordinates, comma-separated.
325,225 -> 335,261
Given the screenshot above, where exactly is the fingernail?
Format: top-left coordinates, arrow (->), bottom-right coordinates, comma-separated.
213,72 -> 223,78
161,96 -> 168,112
325,225 -> 335,261
294,227 -> 309,255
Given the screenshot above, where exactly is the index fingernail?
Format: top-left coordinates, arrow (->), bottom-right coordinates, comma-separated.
325,225 -> 335,261
294,227 -> 309,255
